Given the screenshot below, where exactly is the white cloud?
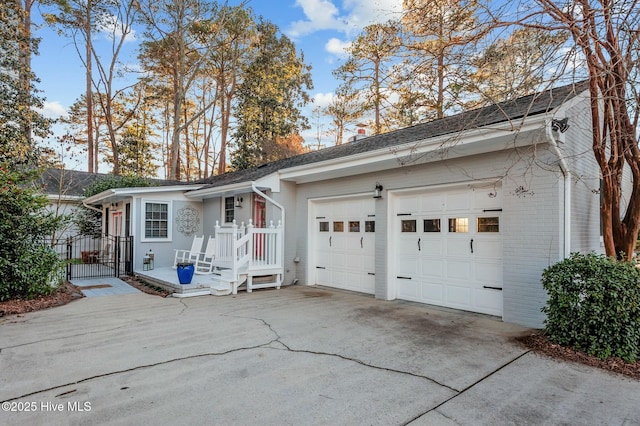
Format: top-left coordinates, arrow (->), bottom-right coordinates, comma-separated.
325,37 -> 351,56
287,0 -> 403,39
288,0 -> 344,38
313,92 -> 334,108
40,101 -> 68,119
98,14 -> 136,42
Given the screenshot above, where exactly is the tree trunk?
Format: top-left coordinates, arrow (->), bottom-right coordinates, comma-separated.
85,1 -> 94,173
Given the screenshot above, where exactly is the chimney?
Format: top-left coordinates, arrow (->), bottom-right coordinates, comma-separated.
348,123 -> 367,143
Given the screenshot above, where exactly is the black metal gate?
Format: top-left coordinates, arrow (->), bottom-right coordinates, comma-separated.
52,235 -> 133,280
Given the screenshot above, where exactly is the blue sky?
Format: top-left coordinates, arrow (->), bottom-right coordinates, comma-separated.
31,0 -> 404,170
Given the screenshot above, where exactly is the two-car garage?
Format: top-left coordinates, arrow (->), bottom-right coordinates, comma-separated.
310,184 -> 503,317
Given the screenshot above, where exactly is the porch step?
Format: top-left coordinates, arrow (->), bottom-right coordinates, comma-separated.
210,281 -> 232,296
210,270 -> 248,296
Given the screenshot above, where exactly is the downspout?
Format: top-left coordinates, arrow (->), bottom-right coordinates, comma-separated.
546,121 -> 571,258
82,200 -> 103,213
251,182 -> 285,267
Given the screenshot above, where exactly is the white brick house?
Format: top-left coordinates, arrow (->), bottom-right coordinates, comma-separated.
84,81 -> 603,328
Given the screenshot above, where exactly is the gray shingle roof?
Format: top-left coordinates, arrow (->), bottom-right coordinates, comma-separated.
41,169 -> 183,197
196,80 -> 589,189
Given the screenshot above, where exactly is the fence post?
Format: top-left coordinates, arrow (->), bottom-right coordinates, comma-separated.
66,236 -> 72,280
127,236 -> 133,275
114,236 -> 120,277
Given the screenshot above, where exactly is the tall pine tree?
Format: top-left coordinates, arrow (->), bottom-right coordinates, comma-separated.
231,20 -> 312,170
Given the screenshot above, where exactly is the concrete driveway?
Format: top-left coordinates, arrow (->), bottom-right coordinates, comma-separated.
1,286 -> 639,425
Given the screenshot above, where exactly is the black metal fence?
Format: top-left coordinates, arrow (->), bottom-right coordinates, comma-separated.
46,235 -> 133,280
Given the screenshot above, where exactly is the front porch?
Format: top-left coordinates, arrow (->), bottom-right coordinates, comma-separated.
135,267 -> 216,297
136,220 -> 284,298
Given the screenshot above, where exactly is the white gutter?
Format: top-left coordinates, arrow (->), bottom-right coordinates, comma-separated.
186,181 -> 256,199
251,183 -> 285,268
546,120 -> 571,258
82,200 -> 103,213
84,185 -> 202,205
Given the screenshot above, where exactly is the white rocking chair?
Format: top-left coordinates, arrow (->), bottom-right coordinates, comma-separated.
173,235 -> 204,267
194,236 -> 216,274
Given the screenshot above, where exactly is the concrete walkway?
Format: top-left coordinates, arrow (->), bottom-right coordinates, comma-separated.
70,277 -> 140,297
1,286 -> 638,425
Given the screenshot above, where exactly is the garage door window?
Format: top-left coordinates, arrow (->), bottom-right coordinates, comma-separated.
319,222 -> 329,232
349,221 -> 360,232
401,220 -> 417,232
478,217 -> 499,232
365,221 -> 375,232
333,221 -> 344,232
448,217 -> 468,232
423,219 -> 441,232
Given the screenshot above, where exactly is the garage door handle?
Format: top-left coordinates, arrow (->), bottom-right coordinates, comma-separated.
470,238 -> 474,253
360,237 -> 363,248
316,266 -> 326,269
397,276 -> 412,280
483,285 -> 502,291
418,238 -> 421,251
329,236 -> 332,247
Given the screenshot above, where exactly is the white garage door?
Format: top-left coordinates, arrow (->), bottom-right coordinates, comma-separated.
313,197 -> 376,294
394,186 -> 503,316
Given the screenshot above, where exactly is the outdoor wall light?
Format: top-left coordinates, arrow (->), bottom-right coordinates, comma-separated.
373,182 -> 383,199
551,117 -> 570,133
235,196 -> 243,208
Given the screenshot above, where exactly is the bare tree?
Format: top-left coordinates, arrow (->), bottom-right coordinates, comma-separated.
323,89 -> 364,145
333,21 -> 401,135
527,0 -> 640,260
401,0 -> 488,120
137,0 -> 243,180
45,0 -> 138,174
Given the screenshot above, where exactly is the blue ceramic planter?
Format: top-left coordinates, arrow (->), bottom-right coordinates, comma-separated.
176,262 -> 195,285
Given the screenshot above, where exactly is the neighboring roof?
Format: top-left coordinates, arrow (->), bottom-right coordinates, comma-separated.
195,80 -> 589,189
41,169 -> 184,198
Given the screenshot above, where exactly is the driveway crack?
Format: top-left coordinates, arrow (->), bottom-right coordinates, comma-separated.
223,312 -> 458,393
404,349 -> 532,425
178,298 -> 189,315
1,340 -> 280,403
1,324 -> 134,351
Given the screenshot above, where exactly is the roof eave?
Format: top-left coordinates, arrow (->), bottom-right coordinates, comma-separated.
83,184 -> 202,205
279,114 -> 552,183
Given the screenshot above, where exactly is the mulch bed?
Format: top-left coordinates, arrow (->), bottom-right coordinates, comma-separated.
121,276 -> 173,297
0,281 -> 84,317
517,332 -> 640,380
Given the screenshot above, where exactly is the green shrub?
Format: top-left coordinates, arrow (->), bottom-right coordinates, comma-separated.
542,252 -> 640,361
0,166 -> 65,301
0,245 -> 64,300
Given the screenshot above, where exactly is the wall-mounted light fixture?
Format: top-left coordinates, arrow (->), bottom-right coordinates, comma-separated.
373,182 -> 383,199
551,117 -> 570,133
235,196 -> 243,208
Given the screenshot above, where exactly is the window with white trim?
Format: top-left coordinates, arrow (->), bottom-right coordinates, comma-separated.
224,197 -> 235,223
143,201 -> 172,241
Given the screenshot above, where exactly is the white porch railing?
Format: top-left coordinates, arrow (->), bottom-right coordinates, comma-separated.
214,220 -> 283,279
